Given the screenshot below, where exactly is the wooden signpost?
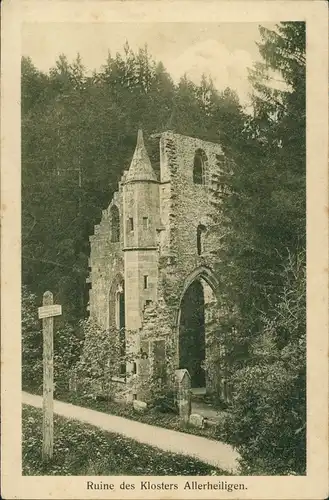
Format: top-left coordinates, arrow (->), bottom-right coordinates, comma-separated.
38,291 -> 62,462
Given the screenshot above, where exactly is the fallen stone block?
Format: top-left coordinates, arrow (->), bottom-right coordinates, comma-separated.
133,400 -> 148,412
189,413 -> 205,429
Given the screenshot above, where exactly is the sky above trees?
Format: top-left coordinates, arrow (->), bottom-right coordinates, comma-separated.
22,22 -> 275,106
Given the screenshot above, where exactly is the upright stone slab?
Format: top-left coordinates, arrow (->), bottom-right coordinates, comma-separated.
175,368 -> 191,424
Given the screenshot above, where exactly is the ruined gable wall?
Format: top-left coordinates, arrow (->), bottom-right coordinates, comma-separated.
89,177 -> 127,330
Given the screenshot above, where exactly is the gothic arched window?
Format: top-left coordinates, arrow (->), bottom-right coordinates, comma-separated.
110,205 -> 120,243
193,149 -> 207,185
197,224 -> 207,255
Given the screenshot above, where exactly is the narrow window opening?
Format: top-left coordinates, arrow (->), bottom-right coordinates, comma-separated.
193,149 -> 207,185
197,224 -> 207,255
120,360 -> 126,376
144,275 -> 148,289
128,217 -> 134,232
142,216 -> 149,229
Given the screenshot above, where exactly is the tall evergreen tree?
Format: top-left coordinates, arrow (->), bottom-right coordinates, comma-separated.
215,22 -> 306,335
214,22 -> 306,475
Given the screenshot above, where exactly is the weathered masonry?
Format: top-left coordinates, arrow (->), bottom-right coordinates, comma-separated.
88,130 -> 231,400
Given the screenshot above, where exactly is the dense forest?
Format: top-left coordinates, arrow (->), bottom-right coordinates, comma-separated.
22,22 -> 306,474
22,42 -> 246,319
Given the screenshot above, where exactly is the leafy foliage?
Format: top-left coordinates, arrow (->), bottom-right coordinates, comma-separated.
53,323 -> 84,396
147,377 -> 179,414
71,319 -> 133,400
216,22 -> 305,326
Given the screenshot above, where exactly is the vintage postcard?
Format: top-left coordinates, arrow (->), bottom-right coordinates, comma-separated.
1,0 -> 328,499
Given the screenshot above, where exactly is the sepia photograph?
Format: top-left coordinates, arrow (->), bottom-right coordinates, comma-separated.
20,18 -> 307,478
1,1 -> 328,499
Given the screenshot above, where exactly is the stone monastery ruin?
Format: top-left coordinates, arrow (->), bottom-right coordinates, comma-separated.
88,130 -> 231,401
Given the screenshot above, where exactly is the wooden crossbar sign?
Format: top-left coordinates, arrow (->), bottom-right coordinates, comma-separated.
38,304 -> 62,319
38,291 -> 62,462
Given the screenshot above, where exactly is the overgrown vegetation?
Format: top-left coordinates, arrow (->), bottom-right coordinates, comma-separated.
22,287 -> 83,394
147,382 -> 178,414
23,405 -> 226,475
71,318 -> 131,400
218,252 -> 306,474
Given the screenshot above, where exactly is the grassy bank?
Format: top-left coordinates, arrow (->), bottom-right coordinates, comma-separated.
23,405 -> 229,476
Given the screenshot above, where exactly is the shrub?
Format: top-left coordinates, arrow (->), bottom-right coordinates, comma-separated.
53,322 -> 84,396
147,377 -> 178,414
221,352 -> 306,475
71,318 -> 131,401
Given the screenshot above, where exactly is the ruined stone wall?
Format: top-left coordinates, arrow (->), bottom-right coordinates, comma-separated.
124,249 -> 159,331
138,132 -> 231,395
87,131 -> 232,400
135,299 -> 177,400
158,132 -> 226,307
88,179 -> 127,330
89,132 -> 228,334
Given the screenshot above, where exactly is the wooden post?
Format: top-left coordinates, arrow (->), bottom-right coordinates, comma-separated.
42,291 -> 54,462
38,292 -> 62,462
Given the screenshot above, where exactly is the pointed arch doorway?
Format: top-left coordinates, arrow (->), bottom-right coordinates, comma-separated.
177,267 -> 218,390
179,279 -> 205,388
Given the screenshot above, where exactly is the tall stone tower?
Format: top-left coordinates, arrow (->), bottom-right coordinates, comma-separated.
88,129 -> 230,400
122,130 -> 160,333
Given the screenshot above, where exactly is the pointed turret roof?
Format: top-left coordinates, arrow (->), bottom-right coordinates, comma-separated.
125,130 -> 158,183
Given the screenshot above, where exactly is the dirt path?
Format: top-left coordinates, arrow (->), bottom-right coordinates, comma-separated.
23,391 -> 240,474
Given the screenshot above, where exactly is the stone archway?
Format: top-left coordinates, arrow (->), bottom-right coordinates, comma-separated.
177,267 -> 218,390
178,266 -> 219,299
